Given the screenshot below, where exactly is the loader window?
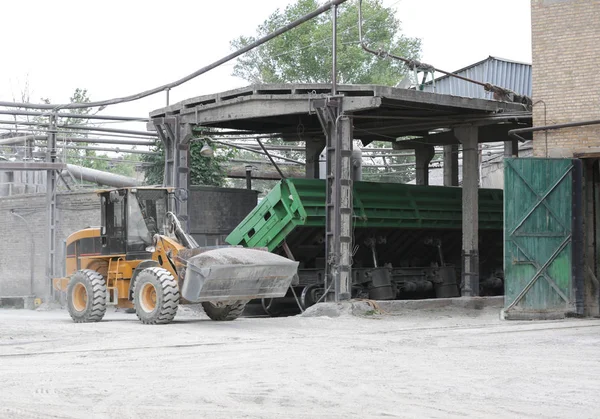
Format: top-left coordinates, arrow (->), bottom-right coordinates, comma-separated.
127,189 -> 168,251
102,191 -> 126,255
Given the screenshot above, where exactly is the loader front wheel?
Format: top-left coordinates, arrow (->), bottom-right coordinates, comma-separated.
67,269 -> 107,323
201,300 -> 248,321
133,267 -> 179,325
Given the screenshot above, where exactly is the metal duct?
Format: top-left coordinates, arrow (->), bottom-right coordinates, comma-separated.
64,164 -> 140,188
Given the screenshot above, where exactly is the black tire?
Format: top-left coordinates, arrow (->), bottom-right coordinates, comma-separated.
67,269 -> 107,323
133,267 -> 179,325
201,300 -> 248,321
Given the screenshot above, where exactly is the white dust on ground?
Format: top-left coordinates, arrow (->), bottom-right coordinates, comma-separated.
0,306 -> 599,419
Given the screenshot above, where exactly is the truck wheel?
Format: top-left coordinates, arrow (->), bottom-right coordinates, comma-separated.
202,300 -> 248,321
133,267 -> 179,325
67,269 -> 107,323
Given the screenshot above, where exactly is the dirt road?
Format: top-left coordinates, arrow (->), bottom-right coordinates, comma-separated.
0,306 -> 599,418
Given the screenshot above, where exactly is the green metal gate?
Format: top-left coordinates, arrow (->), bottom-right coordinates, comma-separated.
503,158 -> 583,319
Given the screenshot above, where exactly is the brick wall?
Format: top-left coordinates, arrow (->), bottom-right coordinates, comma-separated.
531,0 -> 600,157
0,192 -> 99,298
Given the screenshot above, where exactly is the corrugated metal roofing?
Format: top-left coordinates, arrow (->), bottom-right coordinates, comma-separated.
421,56 -> 531,100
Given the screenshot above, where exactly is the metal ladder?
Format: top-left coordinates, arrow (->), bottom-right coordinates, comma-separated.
106,258 -> 124,305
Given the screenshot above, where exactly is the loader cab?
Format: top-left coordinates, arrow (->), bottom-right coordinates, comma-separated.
99,188 -> 170,260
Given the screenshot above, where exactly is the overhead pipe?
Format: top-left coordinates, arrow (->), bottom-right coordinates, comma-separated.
0,119 -> 157,137
509,119 -> 600,142
63,164 -> 140,187
0,135 -> 45,145
57,144 -> 154,155
0,108 -> 149,122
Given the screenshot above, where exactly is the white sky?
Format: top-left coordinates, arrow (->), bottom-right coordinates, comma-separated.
0,0 -> 531,124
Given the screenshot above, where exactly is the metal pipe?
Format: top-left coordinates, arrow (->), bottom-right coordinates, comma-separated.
0,119 -> 157,137
509,119 -> 600,143
64,164 -> 140,187
229,159 -> 299,166
363,159 -> 444,168
331,3 -> 338,96
55,137 -> 155,146
57,144 -> 154,155
10,210 -> 35,296
0,108 -> 149,121
212,140 -> 305,165
0,135 -> 45,145
1,127 -> 160,141
257,139 -> 286,179
0,135 -> 154,147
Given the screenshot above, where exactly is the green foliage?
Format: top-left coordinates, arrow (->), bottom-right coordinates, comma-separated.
141,141 -> 165,185
141,140 -> 235,187
231,0 -> 421,85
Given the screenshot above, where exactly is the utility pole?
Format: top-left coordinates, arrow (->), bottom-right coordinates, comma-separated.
46,112 -> 58,297
311,4 -> 353,302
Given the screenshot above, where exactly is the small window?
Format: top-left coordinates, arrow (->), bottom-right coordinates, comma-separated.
66,242 -> 76,257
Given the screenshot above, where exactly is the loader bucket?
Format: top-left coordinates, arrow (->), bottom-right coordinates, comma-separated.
180,248 -> 299,303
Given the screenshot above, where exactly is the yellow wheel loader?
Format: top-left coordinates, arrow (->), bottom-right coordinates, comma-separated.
53,187 -> 298,324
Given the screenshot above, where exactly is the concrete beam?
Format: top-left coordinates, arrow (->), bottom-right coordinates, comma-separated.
177,96 -> 381,126
454,126 -> 479,297
394,123 -> 532,149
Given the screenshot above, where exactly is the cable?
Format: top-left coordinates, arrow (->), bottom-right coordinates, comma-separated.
357,0 -> 532,107
3,0 -> 350,112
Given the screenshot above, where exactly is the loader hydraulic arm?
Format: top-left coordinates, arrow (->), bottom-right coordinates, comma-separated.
166,212 -> 198,249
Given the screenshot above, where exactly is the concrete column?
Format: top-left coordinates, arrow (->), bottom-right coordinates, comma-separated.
305,138 -> 325,179
455,126 -> 479,297
414,145 -> 435,185
443,145 -> 459,186
504,139 -> 519,157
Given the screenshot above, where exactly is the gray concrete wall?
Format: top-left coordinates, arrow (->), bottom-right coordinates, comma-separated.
0,191 -> 99,298
188,186 -> 258,246
0,186 -> 258,297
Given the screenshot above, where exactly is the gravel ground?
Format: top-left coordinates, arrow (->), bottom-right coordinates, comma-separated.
0,305 -> 599,419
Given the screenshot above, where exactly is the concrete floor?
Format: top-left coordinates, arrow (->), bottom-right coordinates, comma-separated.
0,306 -> 599,419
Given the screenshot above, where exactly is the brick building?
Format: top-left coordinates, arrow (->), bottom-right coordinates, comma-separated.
531,0 -> 600,157
510,0 -> 600,317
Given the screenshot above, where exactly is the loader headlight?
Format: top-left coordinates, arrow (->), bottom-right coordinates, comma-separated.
145,246 -> 156,253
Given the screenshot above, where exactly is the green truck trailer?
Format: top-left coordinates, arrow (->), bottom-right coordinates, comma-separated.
227,178 -> 504,310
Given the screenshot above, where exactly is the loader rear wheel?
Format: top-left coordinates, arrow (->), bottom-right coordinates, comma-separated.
133,267 -> 179,325
67,269 -> 107,323
201,300 -> 248,321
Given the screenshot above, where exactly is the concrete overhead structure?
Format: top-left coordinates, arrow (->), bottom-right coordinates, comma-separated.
149,83 -> 531,297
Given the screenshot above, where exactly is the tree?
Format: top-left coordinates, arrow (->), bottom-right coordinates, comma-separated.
231,0 -> 423,184
141,140 -> 234,187
231,0 -> 421,85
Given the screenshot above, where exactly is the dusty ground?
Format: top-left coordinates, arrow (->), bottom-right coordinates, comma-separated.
0,305 -> 599,419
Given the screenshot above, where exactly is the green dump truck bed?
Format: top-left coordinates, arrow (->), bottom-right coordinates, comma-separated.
226,178 -> 503,253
